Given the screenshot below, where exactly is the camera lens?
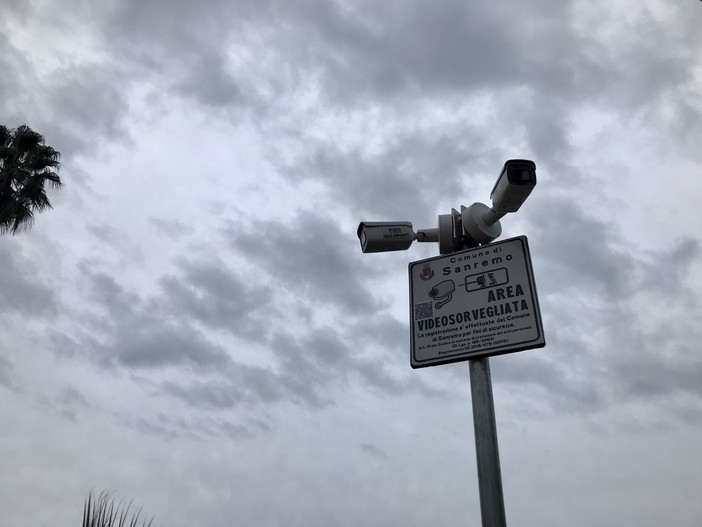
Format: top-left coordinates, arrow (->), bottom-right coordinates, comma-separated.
508,165 -> 534,184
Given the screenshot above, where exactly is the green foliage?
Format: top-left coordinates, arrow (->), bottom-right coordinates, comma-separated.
82,491 -> 155,527
0,123 -> 63,234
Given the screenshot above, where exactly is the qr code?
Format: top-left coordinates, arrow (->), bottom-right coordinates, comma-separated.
414,301 -> 433,320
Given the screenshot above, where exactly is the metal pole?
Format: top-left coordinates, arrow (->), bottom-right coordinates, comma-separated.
445,212 -> 506,526
469,357 -> 507,527
439,209 -> 507,527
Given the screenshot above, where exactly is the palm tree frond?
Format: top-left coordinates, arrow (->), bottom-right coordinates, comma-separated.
13,124 -> 44,153
43,171 -> 64,188
82,491 -> 156,527
0,123 -> 63,235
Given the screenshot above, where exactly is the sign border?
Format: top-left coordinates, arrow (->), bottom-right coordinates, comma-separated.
409,236 -> 545,368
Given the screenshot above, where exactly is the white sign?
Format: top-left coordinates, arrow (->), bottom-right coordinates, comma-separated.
408,236 -> 545,368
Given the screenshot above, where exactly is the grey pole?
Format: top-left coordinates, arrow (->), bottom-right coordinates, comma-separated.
443,218 -> 506,527
469,357 -> 507,527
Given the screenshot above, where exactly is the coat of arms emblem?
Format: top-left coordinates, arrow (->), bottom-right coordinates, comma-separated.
419,264 -> 434,280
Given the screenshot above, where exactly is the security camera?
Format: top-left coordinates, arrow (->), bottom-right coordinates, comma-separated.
357,221 -> 416,253
357,159 -> 537,252
477,159 -> 537,229
357,220 -> 450,253
489,159 -> 536,214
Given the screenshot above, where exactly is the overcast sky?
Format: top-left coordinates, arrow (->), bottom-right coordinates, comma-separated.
2,1 -> 701,526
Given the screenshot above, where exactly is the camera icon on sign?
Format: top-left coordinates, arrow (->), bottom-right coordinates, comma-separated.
428,280 -> 455,309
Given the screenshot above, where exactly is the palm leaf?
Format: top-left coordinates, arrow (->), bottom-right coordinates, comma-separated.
0,123 -> 63,235
82,491 -> 156,527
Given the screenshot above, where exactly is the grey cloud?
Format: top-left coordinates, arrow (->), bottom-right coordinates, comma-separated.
120,414 -> 181,441
0,33 -> 34,127
111,323 -> 231,370
664,98 -> 702,161
102,0 -> 254,109
150,218 -> 194,240
266,1 -> 570,102
3,19 -> 130,157
0,242 -> 57,317
359,442 -> 388,459
76,266 -> 231,370
0,355 -> 16,391
492,353 -> 607,414
671,237 -> 700,264
270,327 -> 417,404
581,9 -> 694,110
201,414 -> 274,438
164,379 -> 244,410
9,0 -> 700,169
347,314 -> 407,355
521,103 -> 572,164
640,238 -> 700,299
526,196 -> 636,297
287,2 -> 508,100
225,361 -> 288,404
288,147 -> 432,219
70,259 -> 330,407
103,0 -> 250,53
94,1 -> 537,106
86,224 -> 123,246
80,268 -> 142,322
0,0 -> 30,20
158,259 -> 272,337
174,52 -> 242,108
84,226 -> 145,269
163,362 -> 286,409
165,320 -> 428,412
623,356 -> 702,399
46,64 -> 128,144
78,213 -> 399,403
227,211 -> 385,316
527,206 -> 700,309
304,0 -> 698,137
128,412 -> 270,441
283,133 -> 493,221
52,385 -> 93,421
58,385 -> 91,409
492,202 -> 702,418
609,325 -> 702,401
267,331 -> 338,408
187,414 -> 273,440
673,401 -> 702,426
200,419 -> 253,440
352,358 -> 411,396
74,259 -> 346,408
49,329 -> 94,359
73,224 -> 435,409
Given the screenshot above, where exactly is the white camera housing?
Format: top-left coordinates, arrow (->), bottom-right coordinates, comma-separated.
357,221 -> 415,253
489,159 -> 537,213
357,220 -> 448,253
